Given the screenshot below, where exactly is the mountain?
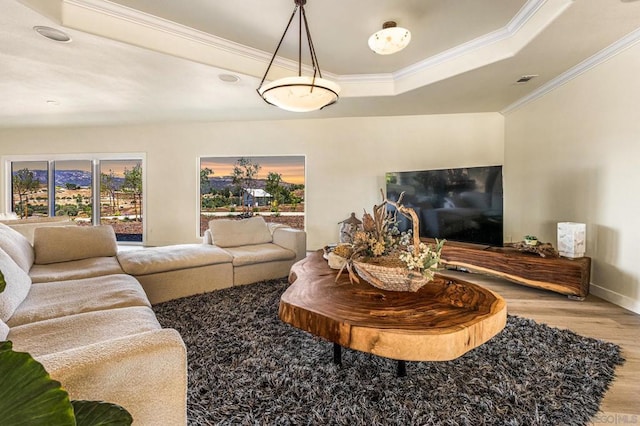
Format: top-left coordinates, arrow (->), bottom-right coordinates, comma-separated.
205,176 -> 299,191
12,169 -> 124,188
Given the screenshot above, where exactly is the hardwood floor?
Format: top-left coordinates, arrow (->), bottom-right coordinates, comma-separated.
439,269 -> 640,426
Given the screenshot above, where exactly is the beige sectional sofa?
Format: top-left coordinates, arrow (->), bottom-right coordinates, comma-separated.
0,215 -> 306,424
0,222 -> 187,425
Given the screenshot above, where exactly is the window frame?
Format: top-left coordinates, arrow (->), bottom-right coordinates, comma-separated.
2,153 -> 146,245
197,154 -> 306,239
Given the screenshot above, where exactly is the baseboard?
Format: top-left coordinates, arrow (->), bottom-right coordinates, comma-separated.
590,283 -> 640,315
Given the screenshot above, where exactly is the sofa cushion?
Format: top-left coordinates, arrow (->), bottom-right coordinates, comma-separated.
0,222 -> 35,273
118,244 -> 233,276
29,257 -> 124,283
0,248 -> 32,322
1,216 -> 72,244
34,225 -> 118,265
209,216 -> 273,248
7,274 -> 150,327
8,306 -> 161,358
0,319 -> 8,340
224,243 -> 296,267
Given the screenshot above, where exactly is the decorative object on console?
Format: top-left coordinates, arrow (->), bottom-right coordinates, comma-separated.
508,241 -> 559,258
338,212 -> 362,244
257,0 -> 340,112
342,191 -> 444,292
524,235 -> 538,246
368,21 -> 411,55
557,222 -> 586,258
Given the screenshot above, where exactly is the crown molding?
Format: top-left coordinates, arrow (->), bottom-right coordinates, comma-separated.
59,0 -> 572,98
395,0 -> 547,82
502,26 -> 640,114
61,0 -> 308,78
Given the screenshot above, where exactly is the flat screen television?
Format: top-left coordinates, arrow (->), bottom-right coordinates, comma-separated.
386,165 -> 503,247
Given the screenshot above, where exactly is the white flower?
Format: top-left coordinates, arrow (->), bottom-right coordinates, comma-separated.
398,240 -> 444,277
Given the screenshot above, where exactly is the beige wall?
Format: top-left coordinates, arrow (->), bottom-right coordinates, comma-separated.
0,112 -> 504,249
505,42 -> 640,313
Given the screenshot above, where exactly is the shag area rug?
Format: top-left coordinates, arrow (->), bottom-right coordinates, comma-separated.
153,280 -> 624,426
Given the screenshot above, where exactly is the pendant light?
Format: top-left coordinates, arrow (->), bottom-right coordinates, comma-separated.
257,0 -> 339,112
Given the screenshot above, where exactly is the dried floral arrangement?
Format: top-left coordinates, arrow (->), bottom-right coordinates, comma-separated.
336,190 -> 445,291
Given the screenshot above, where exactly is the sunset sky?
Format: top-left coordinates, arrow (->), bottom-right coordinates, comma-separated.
201,156 -> 305,185
99,160 -> 141,177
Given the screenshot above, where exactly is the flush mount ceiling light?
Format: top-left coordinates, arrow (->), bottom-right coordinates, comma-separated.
33,26 -> 72,43
257,0 -> 339,113
368,21 -> 411,55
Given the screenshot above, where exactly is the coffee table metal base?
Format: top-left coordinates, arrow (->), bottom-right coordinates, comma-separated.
333,343 -> 407,377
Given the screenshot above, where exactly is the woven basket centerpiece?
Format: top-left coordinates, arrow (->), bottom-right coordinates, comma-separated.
343,191 -> 444,292
352,256 -> 429,292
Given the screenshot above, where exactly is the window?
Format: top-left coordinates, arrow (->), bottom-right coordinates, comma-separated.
100,160 -> 143,242
11,161 -> 49,218
199,156 -> 305,236
5,155 -> 144,243
54,160 -> 92,219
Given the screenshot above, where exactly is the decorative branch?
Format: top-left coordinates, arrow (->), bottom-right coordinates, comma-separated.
381,189 -> 421,257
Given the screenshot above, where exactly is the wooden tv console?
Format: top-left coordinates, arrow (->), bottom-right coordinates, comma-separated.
434,241 -> 591,299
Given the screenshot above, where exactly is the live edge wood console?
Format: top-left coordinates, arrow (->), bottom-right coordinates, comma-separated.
435,241 -> 591,299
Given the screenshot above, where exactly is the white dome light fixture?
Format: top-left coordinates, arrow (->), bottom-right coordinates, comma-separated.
257,0 -> 339,112
368,21 -> 411,55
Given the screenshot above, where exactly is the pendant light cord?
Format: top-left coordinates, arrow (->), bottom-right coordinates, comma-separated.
258,4 -> 300,89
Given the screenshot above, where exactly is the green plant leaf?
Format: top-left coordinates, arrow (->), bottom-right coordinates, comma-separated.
0,269 -> 6,293
72,400 -> 133,426
0,341 -> 76,425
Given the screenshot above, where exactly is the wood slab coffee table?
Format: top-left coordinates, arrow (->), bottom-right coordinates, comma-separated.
279,251 -> 507,376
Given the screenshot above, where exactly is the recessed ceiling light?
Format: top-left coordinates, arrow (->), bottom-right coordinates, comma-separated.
46,100 -> 60,106
516,75 -> 538,84
219,74 -> 240,83
33,26 -> 72,43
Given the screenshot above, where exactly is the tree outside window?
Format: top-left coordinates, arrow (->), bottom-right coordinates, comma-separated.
100,159 -> 143,242
12,168 -> 41,219
11,161 -> 48,219
199,156 -> 305,236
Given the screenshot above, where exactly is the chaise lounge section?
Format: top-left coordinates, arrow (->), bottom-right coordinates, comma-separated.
117,243 -> 234,304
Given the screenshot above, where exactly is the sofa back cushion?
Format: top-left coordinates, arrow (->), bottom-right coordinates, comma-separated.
0,222 -> 35,273
209,216 -> 273,248
33,225 -> 118,265
0,248 -> 32,322
1,216 -> 73,244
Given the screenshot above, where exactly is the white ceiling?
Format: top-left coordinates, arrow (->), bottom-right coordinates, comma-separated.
1,0 -> 639,128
